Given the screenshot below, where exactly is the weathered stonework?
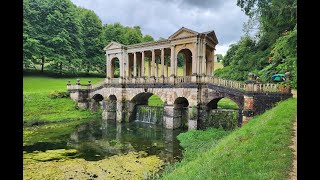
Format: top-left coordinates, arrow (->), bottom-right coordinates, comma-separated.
67,27 -> 293,130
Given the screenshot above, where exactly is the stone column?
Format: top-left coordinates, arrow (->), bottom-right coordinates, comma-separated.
174,53 -> 178,76
198,39 -> 201,75
242,95 -> 254,125
211,49 -> 215,76
165,56 -> 169,77
151,49 -> 155,77
141,51 -> 145,77
148,56 -> 151,78
191,41 -> 198,83
156,56 -> 159,78
183,57 -> 186,76
106,54 -> 111,83
192,41 -> 197,75
133,52 -> 137,78
106,54 -> 109,78
202,42 -> 206,76
161,48 -> 164,78
170,46 -> 175,76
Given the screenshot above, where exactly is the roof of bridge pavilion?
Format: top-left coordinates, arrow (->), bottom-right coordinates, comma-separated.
103,27 -> 218,51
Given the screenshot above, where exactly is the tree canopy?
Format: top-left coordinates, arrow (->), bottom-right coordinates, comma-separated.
23,0 -> 154,75
215,0 -> 297,88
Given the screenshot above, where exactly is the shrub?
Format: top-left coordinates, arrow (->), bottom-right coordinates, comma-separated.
48,91 -> 70,99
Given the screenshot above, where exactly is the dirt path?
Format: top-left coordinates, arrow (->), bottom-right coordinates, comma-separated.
288,117 -> 297,180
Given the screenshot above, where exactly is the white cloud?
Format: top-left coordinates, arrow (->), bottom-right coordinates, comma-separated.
71,0 -> 248,46
215,41 -> 235,56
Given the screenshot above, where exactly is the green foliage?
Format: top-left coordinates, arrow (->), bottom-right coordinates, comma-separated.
23,0 -> 155,75
162,98 -> 297,179
142,35 -> 154,42
23,76 -> 104,123
217,98 -> 239,110
162,128 -> 231,175
148,95 -> 164,106
218,0 -> 297,88
216,54 -> 223,62
262,27 -> 297,88
48,91 -> 70,99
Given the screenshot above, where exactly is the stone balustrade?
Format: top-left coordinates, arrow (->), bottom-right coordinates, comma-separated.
67,76 -> 286,93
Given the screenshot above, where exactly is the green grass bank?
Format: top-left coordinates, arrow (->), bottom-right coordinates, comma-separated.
161,98 -> 297,179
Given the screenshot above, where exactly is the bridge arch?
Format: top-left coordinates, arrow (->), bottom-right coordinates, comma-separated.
108,94 -> 117,101
91,93 -> 104,112
206,96 -> 241,110
174,97 -> 189,108
92,93 -> 104,102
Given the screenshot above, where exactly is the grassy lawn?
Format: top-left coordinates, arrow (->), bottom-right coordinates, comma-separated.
23,76 -> 104,123
161,98 -> 297,179
217,98 -> 239,110
148,94 -> 164,106
23,75 -> 105,146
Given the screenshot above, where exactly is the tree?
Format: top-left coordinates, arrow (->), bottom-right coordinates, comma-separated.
142,35 -> 154,42
216,54 -> 223,62
215,0 -> 297,88
78,8 -> 103,74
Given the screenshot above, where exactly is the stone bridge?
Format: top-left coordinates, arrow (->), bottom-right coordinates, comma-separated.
67,76 -> 292,130
67,27 -> 292,130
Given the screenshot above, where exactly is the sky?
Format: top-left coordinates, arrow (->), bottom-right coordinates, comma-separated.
71,0 -> 249,56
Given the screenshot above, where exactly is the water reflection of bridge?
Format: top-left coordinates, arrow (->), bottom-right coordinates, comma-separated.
68,120 -> 182,162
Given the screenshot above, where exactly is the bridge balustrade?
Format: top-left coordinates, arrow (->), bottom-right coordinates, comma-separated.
67,76 -> 286,93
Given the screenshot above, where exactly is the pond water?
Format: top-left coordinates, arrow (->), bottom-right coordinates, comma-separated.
24,118 -> 185,164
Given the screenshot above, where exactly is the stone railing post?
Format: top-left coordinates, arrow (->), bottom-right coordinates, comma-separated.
67,80 -> 71,89
87,80 -> 92,90
76,79 -> 81,89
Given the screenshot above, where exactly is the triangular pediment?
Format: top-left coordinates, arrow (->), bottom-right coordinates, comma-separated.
103,41 -> 125,51
204,31 -> 219,44
168,27 -> 198,40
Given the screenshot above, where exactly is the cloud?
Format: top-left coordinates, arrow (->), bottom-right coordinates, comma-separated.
71,0 -> 248,53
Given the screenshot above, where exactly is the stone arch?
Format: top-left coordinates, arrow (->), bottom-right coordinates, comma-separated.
108,94 -> 117,101
173,97 -> 189,129
92,94 -> 104,102
174,97 -> 189,108
128,92 -> 164,122
177,48 -> 193,76
207,91 -> 244,110
110,57 -> 120,78
206,94 -> 244,127
145,89 -> 168,104
91,93 -> 104,112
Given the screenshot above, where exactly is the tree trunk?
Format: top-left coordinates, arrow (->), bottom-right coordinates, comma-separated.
41,57 -> 45,73
86,66 -> 90,75
60,62 -> 62,75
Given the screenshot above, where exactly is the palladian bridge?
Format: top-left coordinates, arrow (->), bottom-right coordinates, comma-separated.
67,27 -> 292,130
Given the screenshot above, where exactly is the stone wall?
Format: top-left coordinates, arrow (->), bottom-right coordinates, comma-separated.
203,109 -> 238,130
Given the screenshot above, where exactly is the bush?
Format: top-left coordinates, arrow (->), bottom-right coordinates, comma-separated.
48,91 -> 70,99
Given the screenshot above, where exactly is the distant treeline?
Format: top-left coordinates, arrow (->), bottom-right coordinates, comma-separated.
23,0 -> 155,75
215,0 -> 297,88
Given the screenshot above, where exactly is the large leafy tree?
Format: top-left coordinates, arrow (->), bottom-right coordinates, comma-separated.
77,8 -> 103,74
23,0 -> 155,75
215,0 -> 297,88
